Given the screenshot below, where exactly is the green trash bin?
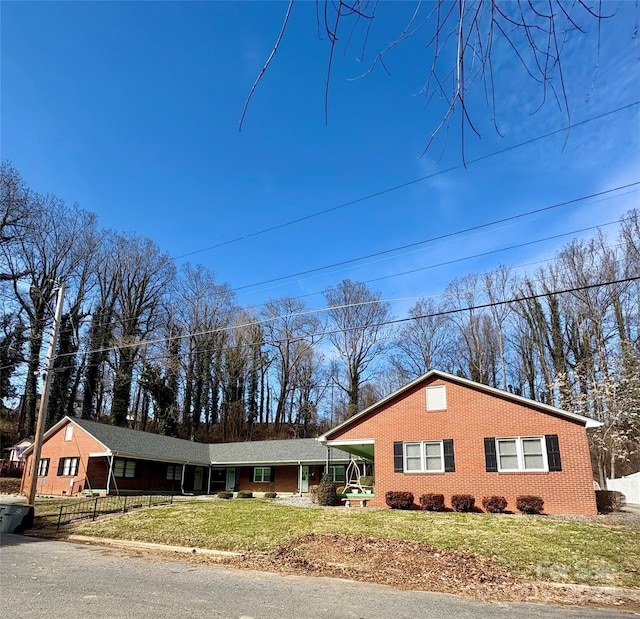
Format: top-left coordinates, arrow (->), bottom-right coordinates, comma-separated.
0,503 -> 35,533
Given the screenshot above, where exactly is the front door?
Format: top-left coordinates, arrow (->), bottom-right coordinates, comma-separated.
225,468 -> 236,491
194,467 -> 203,492
301,466 -> 309,493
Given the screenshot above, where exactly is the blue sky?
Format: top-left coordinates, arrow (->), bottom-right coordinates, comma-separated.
2,1 -> 639,316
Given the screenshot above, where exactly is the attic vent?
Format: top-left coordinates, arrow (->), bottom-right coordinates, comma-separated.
426,385 -> 447,411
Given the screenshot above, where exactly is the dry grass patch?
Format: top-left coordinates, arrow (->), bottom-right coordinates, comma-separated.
69,499 -> 639,588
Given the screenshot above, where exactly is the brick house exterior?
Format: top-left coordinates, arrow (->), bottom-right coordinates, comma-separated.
318,370 -> 601,515
20,417 -> 347,497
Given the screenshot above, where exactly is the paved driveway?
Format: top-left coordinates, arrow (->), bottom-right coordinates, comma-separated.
0,534 -> 634,619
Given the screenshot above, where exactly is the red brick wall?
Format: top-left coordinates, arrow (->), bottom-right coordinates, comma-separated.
236,465 -> 302,493
21,421 -> 105,496
329,377 -> 597,515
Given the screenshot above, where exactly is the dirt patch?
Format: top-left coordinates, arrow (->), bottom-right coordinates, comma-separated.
205,534 -> 639,611
0,479 -> 22,494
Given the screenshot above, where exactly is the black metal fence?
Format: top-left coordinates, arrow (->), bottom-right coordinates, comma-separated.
56,494 -> 174,530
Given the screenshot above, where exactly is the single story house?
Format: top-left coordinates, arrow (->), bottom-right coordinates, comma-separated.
1,439 -> 32,477
318,369 -> 601,515
19,417 -> 349,497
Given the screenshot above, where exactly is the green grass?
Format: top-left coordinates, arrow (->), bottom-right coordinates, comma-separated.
68,499 -> 640,588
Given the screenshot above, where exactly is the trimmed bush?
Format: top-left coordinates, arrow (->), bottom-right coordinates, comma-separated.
385,491 -> 415,510
451,494 -> 475,512
217,491 -> 233,500
316,474 -> 339,506
482,495 -> 508,513
595,490 -> 626,513
419,493 -> 445,512
516,495 -> 544,514
237,490 -> 253,499
263,492 -> 277,499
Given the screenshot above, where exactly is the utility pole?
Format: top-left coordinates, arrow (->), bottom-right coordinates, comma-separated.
26,282 -> 65,505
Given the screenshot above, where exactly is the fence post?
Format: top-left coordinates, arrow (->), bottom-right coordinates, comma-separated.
92,497 -> 98,521
149,495 -> 152,508
123,496 -> 128,513
57,506 -> 63,531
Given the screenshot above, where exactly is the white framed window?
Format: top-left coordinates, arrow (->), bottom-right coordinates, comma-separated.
166,464 -> 182,481
253,467 -> 272,483
403,441 -> 444,473
329,465 -> 345,483
426,385 -> 447,411
113,459 -> 136,478
37,458 -> 50,477
496,437 -> 547,472
64,425 -> 74,441
57,457 -> 79,476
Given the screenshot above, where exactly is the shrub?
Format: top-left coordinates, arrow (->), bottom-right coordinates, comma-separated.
419,493 -> 445,512
595,490 -> 626,513
335,486 -> 345,495
385,491 -> 415,510
263,492 -> 277,499
316,474 -> 339,506
482,495 -> 508,513
237,491 -> 253,499
516,495 -> 544,514
451,494 -> 475,512
217,491 -> 233,500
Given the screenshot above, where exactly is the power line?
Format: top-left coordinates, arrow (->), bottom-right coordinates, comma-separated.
230,182 -> 639,292
44,274 -> 639,372
172,101 -> 640,261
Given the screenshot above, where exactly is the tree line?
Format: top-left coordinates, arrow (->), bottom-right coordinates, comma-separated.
1,162 -> 638,484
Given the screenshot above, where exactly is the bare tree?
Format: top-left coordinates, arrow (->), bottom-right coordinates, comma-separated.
1,192 -> 96,435
109,235 -> 175,427
390,297 -> 450,382
241,1 -> 610,158
324,279 -> 392,417
261,297 -> 322,429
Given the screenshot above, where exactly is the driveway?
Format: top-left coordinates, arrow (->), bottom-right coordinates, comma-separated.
1,534 -> 635,619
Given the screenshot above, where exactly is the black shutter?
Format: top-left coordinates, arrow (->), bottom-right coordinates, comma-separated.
270,466 -> 275,482
484,438 -> 498,472
545,434 -> 562,471
443,439 -> 455,472
393,442 -> 404,472
57,458 -> 64,476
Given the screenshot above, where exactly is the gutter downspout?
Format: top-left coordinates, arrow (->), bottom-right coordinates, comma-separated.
207,466 -> 212,495
180,462 -> 187,495
297,461 -> 302,496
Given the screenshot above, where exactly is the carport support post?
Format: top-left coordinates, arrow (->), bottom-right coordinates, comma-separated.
26,283 -> 65,506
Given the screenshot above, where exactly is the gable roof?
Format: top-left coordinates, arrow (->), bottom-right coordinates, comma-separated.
318,369 -> 602,442
25,416 -> 348,466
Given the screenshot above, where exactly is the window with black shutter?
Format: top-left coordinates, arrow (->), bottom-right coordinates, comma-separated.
484,437 -> 498,472
545,434 -> 562,471
393,442 -> 403,472
443,439 -> 455,472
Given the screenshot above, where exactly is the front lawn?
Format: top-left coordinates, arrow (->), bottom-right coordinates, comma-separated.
68,498 -> 640,588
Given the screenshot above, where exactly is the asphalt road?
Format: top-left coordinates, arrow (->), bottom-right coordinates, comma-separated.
0,534 -> 634,619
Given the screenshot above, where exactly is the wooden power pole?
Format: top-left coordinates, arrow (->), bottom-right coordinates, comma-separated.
26,282 -> 65,505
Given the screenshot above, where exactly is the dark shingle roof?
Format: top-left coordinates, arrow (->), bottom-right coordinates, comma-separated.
72,418 -> 211,464
71,418 -> 348,465
208,438 -> 348,465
